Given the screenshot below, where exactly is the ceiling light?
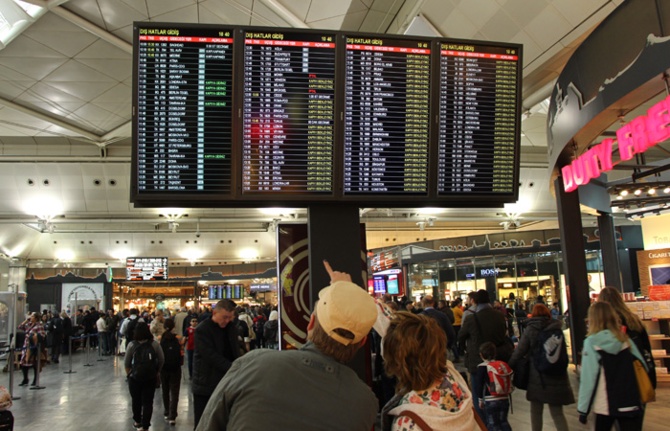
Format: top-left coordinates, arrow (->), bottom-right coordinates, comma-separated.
634,189 -> 642,195
620,190 -> 629,196
664,187 -> 670,194
616,195 -> 623,200
648,188 -> 656,195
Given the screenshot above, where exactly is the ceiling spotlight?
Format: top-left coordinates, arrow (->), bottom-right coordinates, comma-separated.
620,190 -> 629,196
634,189 -> 642,196
648,188 -> 656,195
616,195 -> 623,200
665,187 -> 670,194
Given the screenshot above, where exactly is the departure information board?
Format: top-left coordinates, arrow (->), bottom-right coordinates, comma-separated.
126,257 -> 168,281
242,31 -> 336,194
438,43 -> 519,194
132,23 -> 522,207
134,26 -> 233,194
343,36 -> 431,194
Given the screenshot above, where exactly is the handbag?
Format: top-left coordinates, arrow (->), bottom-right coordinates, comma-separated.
633,359 -> 655,403
512,355 -> 530,390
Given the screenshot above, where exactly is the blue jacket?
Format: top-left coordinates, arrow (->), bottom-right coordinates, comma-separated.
577,329 -> 646,415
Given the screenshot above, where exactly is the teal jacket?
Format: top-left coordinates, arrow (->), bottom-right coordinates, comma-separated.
577,329 -> 646,415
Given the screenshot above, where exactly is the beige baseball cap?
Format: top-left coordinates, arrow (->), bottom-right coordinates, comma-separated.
315,280 -> 377,345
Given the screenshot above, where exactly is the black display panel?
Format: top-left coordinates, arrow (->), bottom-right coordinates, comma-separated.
438,42 -> 519,195
343,36 -> 431,195
133,24 -> 234,196
131,23 -> 522,207
242,31 -> 336,195
126,257 -> 168,281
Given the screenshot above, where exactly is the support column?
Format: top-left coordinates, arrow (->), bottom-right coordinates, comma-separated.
554,177 -> 590,364
597,212 -> 622,290
307,205 -> 369,382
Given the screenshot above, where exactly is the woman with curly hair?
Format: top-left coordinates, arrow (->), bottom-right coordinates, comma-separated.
380,311 -> 478,431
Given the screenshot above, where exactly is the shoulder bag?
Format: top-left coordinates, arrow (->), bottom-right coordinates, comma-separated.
633,358 -> 655,403
512,354 -> 530,390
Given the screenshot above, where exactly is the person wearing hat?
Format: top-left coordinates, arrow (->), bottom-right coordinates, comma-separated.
196,260 -> 378,431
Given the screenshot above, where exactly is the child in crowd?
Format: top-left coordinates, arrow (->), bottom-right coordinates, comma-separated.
474,342 -> 513,431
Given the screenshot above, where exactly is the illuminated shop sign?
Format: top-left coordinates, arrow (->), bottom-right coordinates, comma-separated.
562,94 -> 670,192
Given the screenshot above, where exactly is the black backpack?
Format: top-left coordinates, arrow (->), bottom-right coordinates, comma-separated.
50,317 -> 63,334
264,320 -> 278,342
598,347 -> 643,417
130,341 -> 158,381
532,326 -> 568,377
160,334 -> 182,372
126,318 -> 139,341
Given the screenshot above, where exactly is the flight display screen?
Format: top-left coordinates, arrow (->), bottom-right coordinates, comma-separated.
131,23 -> 522,207
126,257 -> 168,281
343,36 -> 431,195
241,31 -> 336,195
438,42 -> 519,195
133,26 -> 233,196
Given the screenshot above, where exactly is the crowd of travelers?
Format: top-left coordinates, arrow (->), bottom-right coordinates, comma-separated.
10,273 -> 656,431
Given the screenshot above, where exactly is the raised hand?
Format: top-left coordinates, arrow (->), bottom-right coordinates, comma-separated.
323,260 -> 352,284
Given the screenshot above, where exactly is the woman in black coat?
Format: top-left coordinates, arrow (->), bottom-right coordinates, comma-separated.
61,311 -> 74,354
509,304 -> 574,431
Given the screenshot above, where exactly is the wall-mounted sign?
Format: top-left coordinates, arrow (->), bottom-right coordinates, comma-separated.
562,94 -> 670,192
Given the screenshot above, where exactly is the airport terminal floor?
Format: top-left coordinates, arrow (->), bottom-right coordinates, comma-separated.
3,348 -> 669,430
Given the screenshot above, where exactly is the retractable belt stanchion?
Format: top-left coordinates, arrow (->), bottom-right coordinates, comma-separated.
4,347 -> 19,401
29,341 -> 45,390
6,334 -> 20,400
83,334 -> 93,367
63,335 -> 76,374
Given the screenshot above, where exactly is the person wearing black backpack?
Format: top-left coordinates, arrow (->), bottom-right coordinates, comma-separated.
49,312 -> 64,363
160,319 -> 183,426
578,301 -> 648,431
597,287 -> 656,391
509,303 -> 574,431
124,322 -> 164,431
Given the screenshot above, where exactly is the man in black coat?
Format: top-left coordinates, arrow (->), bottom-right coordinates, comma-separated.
420,295 -> 456,350
457,289 -> 512,423
191,299 -> 242,429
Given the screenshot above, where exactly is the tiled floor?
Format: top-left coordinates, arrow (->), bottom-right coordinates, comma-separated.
4,349 -> 195,430
2,348 -> 669,430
